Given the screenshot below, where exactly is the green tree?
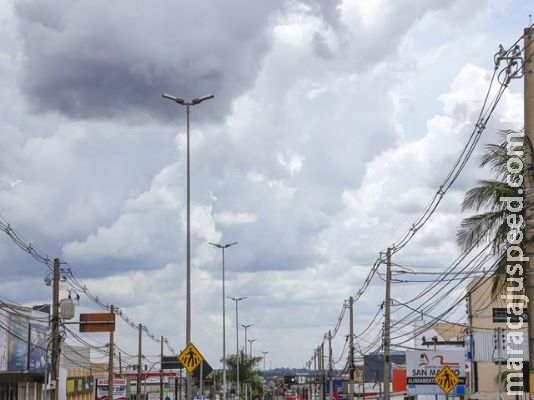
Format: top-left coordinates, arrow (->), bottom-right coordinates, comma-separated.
224,350 -> 264,398
457,129 -> 525,294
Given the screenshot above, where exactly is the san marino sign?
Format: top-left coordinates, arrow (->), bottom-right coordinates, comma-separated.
406,350 -> 466,396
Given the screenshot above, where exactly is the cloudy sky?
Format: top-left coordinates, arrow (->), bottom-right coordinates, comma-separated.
0,0 -> 529,369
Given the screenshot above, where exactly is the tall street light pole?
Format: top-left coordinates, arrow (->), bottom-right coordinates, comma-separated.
241,324 -> 254,359
162,93 -> 214,400
229,296 -> 246,400
209,242 -> 238,400
261,352 -> 269,376
241,325 -> 253,400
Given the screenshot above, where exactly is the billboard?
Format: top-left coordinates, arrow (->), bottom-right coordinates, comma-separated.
406,350 -> 466,396
29,323 -> 49,372
0,311 -> 8,371
7,313 -> 29,372
0,309 -> 49,373
96,379 -> 128,400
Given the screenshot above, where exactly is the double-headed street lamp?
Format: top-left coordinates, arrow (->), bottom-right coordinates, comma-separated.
209,242 -> 238,400
162,93 -> 214,400
228,296 -> 246,399
241,324 -> 254,358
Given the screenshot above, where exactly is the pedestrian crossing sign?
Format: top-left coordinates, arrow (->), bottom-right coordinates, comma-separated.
178,343 -> 204,374
435,365 -> 459,394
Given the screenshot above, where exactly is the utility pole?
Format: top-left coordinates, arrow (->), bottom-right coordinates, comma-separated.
383,249 -> 392,400
525,24 -> 534,400
328,331 -> 333,400
313,350 -> 317,400
467,293 -> 474,398
160,337 -> 164,400
137,324 -> 142,400
348,297 -> 354,400
50,258 -> 61,400
119,352 -> 122,375
496,328 -> 503,400
320,343 -> 324,400
108,305 -> 115,400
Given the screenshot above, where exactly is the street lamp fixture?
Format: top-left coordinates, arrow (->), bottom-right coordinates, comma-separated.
162,92 -> 214,400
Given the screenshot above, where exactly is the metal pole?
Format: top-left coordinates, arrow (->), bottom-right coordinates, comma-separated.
108,305 -> 115,400
228,298 -> 246,400
348,298 -> 354,400
137,324 -> 142,400
243,326 -> 248,400
200,362 -> 204,400
383,249 -> 392,400
223,247 -> 227,400
186,103 -> 193,400
161,337 -> 164,400
119,352 -> 122,375
236,300 -> 240,400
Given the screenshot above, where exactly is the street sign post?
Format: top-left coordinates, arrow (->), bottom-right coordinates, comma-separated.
406,350 -> 465,396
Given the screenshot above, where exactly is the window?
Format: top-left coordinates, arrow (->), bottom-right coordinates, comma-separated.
492,307 -> 527,323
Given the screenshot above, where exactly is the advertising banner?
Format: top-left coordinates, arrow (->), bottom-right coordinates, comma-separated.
406,350 -> 466,396
96,379 -> 128,400
0,312 -> 8,371
29,323 -> 49,372
7,313 -> 28,372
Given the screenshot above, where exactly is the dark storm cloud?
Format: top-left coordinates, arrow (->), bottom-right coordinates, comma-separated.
14,0 -> 285,122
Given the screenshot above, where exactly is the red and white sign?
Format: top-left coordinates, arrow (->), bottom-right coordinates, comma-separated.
96,379 -> 128,400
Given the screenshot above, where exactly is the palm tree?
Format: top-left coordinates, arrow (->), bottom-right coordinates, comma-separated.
223,350 -> 264,398
457,129 -> 525,294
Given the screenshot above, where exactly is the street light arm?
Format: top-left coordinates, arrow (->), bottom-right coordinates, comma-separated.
162,93 -> 186,105
192,94 -> 214,104
224,242 -> 238,248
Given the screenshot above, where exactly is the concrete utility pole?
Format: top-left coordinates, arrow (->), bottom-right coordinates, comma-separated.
328,331 -> 333,400
50,258 -> 61,400
160,337 -> 164,400
525,24 -> 534,400
313,350 -> 317,400
108,305 -> 115,400
348,297 -> 354,400
383,248 -> 392,400
320,343 -> 325,400
137,324 -> 143,400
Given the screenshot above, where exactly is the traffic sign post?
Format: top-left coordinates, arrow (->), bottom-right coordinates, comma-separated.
178,343 -> 204,374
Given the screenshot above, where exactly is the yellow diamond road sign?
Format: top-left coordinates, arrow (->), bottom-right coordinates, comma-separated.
178,343 -> 204,374
435,365 -> 459,394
